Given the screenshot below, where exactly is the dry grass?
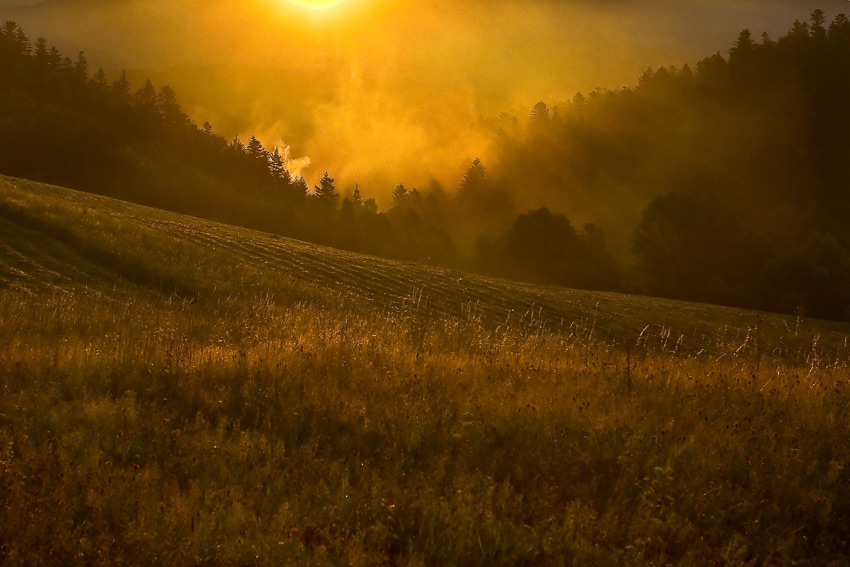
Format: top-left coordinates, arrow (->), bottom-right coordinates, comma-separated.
1,176 -> 849,565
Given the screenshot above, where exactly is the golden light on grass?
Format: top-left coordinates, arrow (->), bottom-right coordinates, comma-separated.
4,177 -> 850,565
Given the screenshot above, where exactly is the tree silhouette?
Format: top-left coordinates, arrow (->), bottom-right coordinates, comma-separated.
313,172 -> 338,204
268,147 -> 291,186
811,9 -> 827,40
245,136 -> 267,162
293,176 -> 310,198
91,67 -> 107,88
73,51 -> 88,82
632,192 -> 770,306
528,101 -> 550,130
32,37 -> 48,67
1,21 -> 30,57
229,135 -> 245,153
459,158 -> 487,193
157,85 -> 188,127
133,79 -> 158,121
482,207 -> 618,290
392,183 -> 409,206
111,71 -> 131,99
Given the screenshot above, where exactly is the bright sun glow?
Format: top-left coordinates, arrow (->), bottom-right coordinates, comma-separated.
288,0 -> 346,9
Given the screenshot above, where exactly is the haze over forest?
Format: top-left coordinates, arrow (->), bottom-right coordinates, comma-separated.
2,0 -> 847,194
2,2 -> 850,320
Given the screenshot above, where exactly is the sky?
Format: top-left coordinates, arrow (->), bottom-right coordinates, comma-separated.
2,0 -> 847,201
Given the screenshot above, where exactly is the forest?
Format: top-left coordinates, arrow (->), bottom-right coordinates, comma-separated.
1,10 -> 849,320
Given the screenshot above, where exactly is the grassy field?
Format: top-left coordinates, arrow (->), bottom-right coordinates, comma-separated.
1,175 -> 849,565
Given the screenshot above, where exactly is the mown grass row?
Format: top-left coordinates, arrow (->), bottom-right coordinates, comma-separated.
2,287 -> 849,566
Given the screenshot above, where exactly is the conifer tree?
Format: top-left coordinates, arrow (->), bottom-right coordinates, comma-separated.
74,51 -> 88,82
156,85 -> 189,127
459,158 -> 488,196
1,21 -> 30,56
47,46 -> 61,69
133,79 -> 158,112
528,101 -> 550,130
314,172 -> 339,203
111,70 -> 131,99
229,135 -> 246,153
33,37 -> 48,67
92,67 -> 107,88
810,9 -> 827,40
245,136 -> 268,168
293,176 -> 310,198
269,147 -> 291,184
392,183 -> 409,206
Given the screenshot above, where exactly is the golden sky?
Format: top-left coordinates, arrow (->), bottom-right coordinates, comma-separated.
2,0 -> 847,201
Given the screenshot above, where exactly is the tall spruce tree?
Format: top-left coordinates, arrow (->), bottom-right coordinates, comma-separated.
314,172 -> 339,204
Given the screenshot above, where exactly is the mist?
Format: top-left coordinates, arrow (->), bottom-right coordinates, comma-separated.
2,0 -> 846,202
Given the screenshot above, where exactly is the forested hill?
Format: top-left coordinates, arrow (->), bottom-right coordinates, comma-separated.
0,20 -> 393,254
2,13 -> 850,321
483,10 -> 850,320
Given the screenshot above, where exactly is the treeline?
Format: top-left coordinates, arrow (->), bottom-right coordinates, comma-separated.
3,12 -> 850,320
0,21 -> 454,262
0,20 -> 620,291
481,10 -> 850,320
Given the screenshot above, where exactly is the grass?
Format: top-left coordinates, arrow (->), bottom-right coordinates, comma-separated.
1,175 -> 849,565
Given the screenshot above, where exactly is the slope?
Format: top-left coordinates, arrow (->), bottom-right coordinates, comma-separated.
2,174 -> 849,357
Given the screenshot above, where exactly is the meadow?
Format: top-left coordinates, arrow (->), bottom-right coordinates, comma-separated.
1,175 -> 849,565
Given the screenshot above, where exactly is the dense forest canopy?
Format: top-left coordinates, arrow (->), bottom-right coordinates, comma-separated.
1,10 -> 849,320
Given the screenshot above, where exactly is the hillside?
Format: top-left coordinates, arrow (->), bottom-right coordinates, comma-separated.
3,175 -> 848,357
2,176 -> 850,565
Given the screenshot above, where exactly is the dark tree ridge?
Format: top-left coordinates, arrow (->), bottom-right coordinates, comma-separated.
487,10 -> 850,319
3,12 -> 850,319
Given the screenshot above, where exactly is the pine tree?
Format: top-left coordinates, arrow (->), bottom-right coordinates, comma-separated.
133,79 -> 158,113
33,37 -> 49,67
269,147 -> 291,184
352,184 -> 363,206
528,101 -> 550,130
459,158 -> 488,196
1,21 -> 30,56
293,176 -> 310,198
245,136 -> 268,163
313,172 -> 339,203
46,46 -> 60,68
74,51 -> 89,83
810,9 -> 827,40
229,135 -> 245,153
363,198 -> 378,215
829,13 -> 849,38
111,70 -> 131,99
156,85 -> 187,127
392,183 -> 409,206
731,28 -> 754,55
92,67 -> 107,88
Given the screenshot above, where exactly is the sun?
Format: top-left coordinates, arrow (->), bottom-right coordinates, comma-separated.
288,0 -> 346,9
